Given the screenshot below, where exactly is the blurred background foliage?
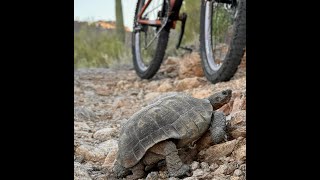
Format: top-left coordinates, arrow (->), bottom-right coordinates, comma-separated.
74,0 -> 203,69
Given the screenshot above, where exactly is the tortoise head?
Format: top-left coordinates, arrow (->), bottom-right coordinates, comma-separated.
207,89 -> 232,110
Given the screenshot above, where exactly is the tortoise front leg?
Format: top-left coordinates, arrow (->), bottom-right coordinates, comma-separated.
153,141 -> 190,177
142,151 -> 164,171
126,161 -> 146,180
210,111 -> 227,144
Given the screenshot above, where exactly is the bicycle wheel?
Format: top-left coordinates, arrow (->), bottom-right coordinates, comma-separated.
200,0 -> 246,83
132,0 -> 171,79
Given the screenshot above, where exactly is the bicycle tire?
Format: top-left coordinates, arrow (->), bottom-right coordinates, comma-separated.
200,0 -> 246,83
132,0 -> 171,79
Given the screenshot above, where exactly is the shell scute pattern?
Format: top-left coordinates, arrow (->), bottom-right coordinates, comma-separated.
118,93 -> 213,168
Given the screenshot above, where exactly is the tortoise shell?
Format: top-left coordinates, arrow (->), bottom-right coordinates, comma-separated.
117,93 -> 213,168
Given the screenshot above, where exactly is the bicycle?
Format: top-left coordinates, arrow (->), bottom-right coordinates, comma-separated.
132,0 -> 246,83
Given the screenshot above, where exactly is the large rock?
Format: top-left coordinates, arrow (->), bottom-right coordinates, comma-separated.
232,92 -> 246,112
230,110 -> 246,126
102,148 -> 118,170
218,103 -> 233,116
93,128 -> 117,141
227,110 -> 246,139
232,144 -> 246,162
100,140 -> 119,170
178,53 -> 204,78
230,126 -> 246,139
198,139 -> 238,164
75,144 -> 106,163
175,77 -> 202,91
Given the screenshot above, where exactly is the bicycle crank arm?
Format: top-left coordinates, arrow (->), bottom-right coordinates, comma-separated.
175,13 -> 187,50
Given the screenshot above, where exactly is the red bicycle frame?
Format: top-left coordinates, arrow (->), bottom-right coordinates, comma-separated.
137,0 -> 184,29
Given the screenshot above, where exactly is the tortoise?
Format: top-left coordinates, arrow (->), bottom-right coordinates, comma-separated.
113,89 -> 232,179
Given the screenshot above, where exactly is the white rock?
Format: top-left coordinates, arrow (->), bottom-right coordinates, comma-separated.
200,162 -> 210,172
93,128 -> 117,141
146,172 -> 158,180
192,169 -> 204,177
209,163 -> 219,171
190,161 -> 200,171
233,169 -> 242,176
213,164 -> 228,175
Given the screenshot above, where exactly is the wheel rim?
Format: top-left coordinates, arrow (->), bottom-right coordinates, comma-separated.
134,0 -> 166,72
204,0 -> 238,72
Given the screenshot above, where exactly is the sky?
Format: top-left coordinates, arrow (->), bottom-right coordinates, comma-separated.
74,0 -> 137,30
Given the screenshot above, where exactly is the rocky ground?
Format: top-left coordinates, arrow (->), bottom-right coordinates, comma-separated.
74,52 -> 246,180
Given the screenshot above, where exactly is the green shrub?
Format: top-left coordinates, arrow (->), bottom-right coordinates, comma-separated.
74,24 -> 131,69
